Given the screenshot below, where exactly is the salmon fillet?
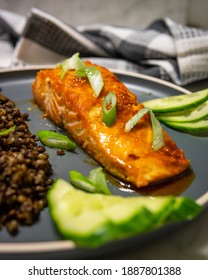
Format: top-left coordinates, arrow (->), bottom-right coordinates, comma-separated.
32,61 -> 190,188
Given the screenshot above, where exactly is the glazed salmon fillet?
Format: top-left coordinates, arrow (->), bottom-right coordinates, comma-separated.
32,61 -> 190,188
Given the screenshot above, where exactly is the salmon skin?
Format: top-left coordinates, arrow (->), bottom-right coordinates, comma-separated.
32,61 -> 190,188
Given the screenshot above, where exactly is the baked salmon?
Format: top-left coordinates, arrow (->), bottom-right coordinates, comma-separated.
32,60 -> 190,188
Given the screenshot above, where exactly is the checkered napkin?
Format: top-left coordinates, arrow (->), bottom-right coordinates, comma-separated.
1,7 -> 208,86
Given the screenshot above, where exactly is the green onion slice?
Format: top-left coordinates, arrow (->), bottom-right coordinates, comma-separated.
88,167 -> 111,195
149,110 -> 165,151
37,130 -> 77,151
125,108 -> 165,151
60,52 -> 86,79
102,92 -> 117,127
69,170 -> 97,193
125,108 -> 149,132
0,125 -> 16,136
75,69 -> 87,77
58,53 -> 104,97
85,66 -> 104,97
69,167 -> 111,195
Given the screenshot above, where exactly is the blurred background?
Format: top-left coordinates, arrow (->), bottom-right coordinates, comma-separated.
0,0 -> 208,29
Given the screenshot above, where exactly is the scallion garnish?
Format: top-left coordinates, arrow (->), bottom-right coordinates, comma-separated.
125,108 -> 149,132
75,69 -> 87,77
102,92 -> 117,127
37,130 -> 77,151
88,167 -> 111,195
125,108 -> 165,151
0,125 -> 16,136
149,110 -> 165,151
69,167 -> 111,195
60,53 -> 86,79
58,53 -> 104,97
85,66 -> 104,97
69,170 -> 97,193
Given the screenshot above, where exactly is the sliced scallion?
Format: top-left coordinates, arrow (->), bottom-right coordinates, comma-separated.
69,167 -> 111,195
149,110 -> 165,151
58,53 -> 104,97
88,167 -> 111,195
37,130 -> 77,151
0,125 -> 16,136
60,61 -> 68,80
69,170 -> 97,193
67,52 -> 86,70
125,108 -> 150,132
60,52 -> 86,79
85,66 -> 104,97
75,69 -> 87,77
102,92 -> 117,127
125,108 -> 165,151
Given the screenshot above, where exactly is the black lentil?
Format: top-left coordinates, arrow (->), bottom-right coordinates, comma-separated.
56,149 -> 65,156
0,92 -> 53,234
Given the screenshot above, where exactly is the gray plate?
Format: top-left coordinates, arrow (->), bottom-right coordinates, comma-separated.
0,67 -> 207,259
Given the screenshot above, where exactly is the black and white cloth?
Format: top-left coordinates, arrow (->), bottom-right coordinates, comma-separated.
1,7 -> 208,86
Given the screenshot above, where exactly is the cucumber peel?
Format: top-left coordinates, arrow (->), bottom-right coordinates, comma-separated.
164,119 -> 208,132
47,179 -> 202,247
143,88 -> 208,113
143,88 -> 208,133
167,197 -> 203,222
157,100 -> 208,123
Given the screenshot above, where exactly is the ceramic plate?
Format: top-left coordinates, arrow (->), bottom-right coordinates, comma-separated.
0,67 -> 207,259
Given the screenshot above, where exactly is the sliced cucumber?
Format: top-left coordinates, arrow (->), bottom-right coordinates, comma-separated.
143,88 -> 208,113
47,179 -> 202,247
168,197 -> 202,222
48,180 -> 110,246
102,195 -> 175,237
157,100 -> 208,123
164,119 -> 208,132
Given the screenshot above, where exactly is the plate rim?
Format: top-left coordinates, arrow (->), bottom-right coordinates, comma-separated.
0,66 -> 207,254
0,64 -> 191,93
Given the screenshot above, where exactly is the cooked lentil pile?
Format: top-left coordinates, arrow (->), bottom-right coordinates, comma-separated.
0,92 -> 53,234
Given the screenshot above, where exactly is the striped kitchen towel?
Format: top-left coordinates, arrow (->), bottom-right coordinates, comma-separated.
1,7 -> 208,85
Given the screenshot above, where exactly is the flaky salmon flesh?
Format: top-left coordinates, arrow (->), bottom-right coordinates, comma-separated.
32,61 -> 190,188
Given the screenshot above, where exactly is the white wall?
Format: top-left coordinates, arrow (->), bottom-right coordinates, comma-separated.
187,0 -> 208,28
0,0 -> 189,27
1,0 -> 208,28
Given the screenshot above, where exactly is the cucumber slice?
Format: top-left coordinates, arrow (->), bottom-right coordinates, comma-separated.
102,196 -> 175,237
157,100 -> 208,123
168,197 -> 202,222
164,119 -> 208,132
143,88 -> 208,113
48,180 -> 110,246
47,179 -> 202,247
